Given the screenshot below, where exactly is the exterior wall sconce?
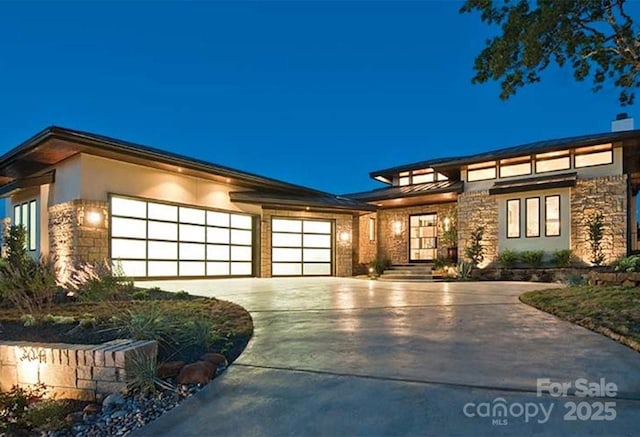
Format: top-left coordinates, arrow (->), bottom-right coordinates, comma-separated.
85,210 -> 103,226
392,221 -> 403,237
443,217 -> 451,232
338,231 -> 351,243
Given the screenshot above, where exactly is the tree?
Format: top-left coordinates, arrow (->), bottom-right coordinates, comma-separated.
464,225 -> 485,268
586,212 -> 606,266
461,0 -> 640,105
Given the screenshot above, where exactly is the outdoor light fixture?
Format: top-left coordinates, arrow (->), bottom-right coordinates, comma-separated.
86,210 -> 103,226
443,217 -> 451,232
339,231 -> 351,243
392,221 -> 403,237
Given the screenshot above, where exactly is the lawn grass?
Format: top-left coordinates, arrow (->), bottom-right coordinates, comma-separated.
520,285 -> 640,348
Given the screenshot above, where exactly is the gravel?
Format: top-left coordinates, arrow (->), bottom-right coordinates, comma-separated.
48,383 -> 204,437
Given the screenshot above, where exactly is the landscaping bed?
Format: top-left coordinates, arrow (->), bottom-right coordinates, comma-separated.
520,285 -> 640,351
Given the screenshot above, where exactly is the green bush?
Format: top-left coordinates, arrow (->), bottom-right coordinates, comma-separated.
497,250 -> 519,269
0,383 -> 48,434
0,226 -> 58,313
125,350 -> 174,394
132,290 -> 150,300
520,250 -> 545,268
586,212 -> 606,266
457,261 -> 473,280
369,256 -> 391,275
567,273 -> 587,287
23,399 -> 70,432
62,260 -> 133,302
551,249 -> 573,267
464,226 -> 485,268
612,254 -> 640,272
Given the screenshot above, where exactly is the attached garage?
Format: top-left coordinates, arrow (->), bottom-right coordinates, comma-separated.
271,218 -> 332,276
110,195 -> 255,278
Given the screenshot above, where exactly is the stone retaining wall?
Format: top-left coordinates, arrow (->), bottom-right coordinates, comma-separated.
0,339 -> 157,401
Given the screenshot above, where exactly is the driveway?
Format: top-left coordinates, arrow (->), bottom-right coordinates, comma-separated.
134,278 -> 640,436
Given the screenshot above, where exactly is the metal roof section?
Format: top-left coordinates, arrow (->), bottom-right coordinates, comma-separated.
488,172 -> 578,195
229,191 -> 377,212
370,129 -> 640,180
344,180 -> 463,202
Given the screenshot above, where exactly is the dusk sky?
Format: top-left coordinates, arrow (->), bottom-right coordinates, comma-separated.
0,1 -> 634,194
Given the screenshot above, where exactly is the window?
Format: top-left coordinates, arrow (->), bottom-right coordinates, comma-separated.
411,169 -> 435,184
369,218 -> 376,241
574,144 -> 613,168
500,156 -> 532,178
468,161 -> 497,182
545,196 -> 561,236
507,199 -> 520,238
535,150 -> 571,173
399,171 -> 410,186
13,200 -> 37,251
525,197 -> 540,237
395,168 -> 448,186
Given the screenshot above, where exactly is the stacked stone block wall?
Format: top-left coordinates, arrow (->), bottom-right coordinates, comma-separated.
49,200 -> 109,278
570,175 -> 627,264
261,209 -> 354,277
456,191 -> 498,266
377,203 -> 456,264
0,340 -> 157,401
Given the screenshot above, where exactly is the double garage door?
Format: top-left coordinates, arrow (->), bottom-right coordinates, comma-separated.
110,196 -> 254,278
110,196 -> 334,278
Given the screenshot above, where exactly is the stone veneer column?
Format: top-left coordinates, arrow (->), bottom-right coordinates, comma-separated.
49,200 -> 109,278
570,175 -> 627,264
456,191 -> 498,266
260,209 -> 353,277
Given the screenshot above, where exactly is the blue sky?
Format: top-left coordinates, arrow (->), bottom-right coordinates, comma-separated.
0,1 -> 633,194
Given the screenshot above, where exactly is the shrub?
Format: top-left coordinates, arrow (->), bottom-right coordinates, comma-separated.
457,260 -> 473,280
551,249 -> 573,267
586,212 -> 606,266
0,383 -> 48,434
567,273 -> 587,287
520,250 -> 545,268
464,226 -> 485,268
174,290 -> 190,300
23,399 -> 70,432
497,250 -> 519,269
0,227 -> 58,313
369,256 -> 391,275
125,350 -> 174,394
612,254 -> 640,272
62,260 -> 133,301
132,290 -> 150,300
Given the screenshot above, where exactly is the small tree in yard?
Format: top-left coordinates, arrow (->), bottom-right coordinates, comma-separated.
464,226 -> 485,268
586,212 -> 606,266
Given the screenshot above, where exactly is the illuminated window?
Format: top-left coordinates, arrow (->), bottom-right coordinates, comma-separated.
399,171 -> 410,186
507,199 -> 520,238
369,218 -> 376,241
412,169 -> 435,184
535,150 -> 571,173
13,200 -> 37,252
499,156 -> 531,178
574,144 -> 613,168
271,217 -> 332,276
545,196 -> 561,236
468,161 -> 497,182
525,198 -> 540,237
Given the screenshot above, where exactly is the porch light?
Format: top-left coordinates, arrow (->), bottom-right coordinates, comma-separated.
86,210 -> 103,226
338,231 -> 351,243
392,221 -> 403,237
443,217 -> 451,232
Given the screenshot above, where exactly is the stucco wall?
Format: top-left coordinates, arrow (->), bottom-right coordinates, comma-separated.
377,203 -> 456,264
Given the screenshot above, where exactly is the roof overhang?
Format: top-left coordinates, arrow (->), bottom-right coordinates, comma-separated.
0,171 -> 55,197
488,172 -> 577,195
229,191 -> 377,212
0,126 -> 337,197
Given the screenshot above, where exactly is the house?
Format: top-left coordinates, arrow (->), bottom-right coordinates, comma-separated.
1,116 -> 639,279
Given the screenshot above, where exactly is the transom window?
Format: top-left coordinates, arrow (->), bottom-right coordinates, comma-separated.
110,195 -> 254,278
397,168 -> 448,186
13,200 -> 37,251
468,161 -> 497,182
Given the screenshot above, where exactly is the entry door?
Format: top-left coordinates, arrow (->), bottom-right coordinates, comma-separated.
409,214 -> 437,262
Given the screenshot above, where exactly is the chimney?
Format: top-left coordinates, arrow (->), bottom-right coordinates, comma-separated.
611,112 -> 634,132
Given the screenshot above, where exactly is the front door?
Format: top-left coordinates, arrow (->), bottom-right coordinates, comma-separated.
409,213 -> 437,262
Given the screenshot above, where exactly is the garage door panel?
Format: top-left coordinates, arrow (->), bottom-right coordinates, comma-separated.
110,195 -> 254,278
112,217 -> 146,238
271,217 -> 333,277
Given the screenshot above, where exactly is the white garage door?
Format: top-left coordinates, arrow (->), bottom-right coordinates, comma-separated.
110,195 -> 254,278
271,218 -> 332,276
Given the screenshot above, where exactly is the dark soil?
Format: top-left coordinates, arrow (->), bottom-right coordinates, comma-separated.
0,321 -> 118,344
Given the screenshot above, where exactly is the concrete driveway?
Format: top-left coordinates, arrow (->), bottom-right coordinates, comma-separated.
134,278 -> 640,436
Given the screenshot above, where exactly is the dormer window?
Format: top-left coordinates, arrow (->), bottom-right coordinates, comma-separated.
396,168 -> 447,186
467,161 -> 497,182
499,156 -> 531,178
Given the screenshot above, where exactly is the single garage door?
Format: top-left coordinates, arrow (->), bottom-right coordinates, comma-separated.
110,195 -> 254,278
271,218 -> 332,276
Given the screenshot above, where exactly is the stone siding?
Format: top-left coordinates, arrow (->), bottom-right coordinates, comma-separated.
49,200 -> 109,280
260,209 -> 354,277
355,212 -> 378,265
377,203 -> 456,264
457,191 -> 498,266
0,340 -> 157,401
570,175 -> 627,264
